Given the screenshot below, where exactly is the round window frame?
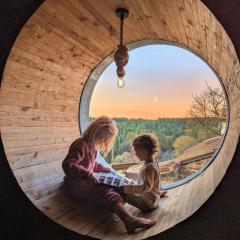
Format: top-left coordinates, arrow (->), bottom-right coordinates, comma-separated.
78,39 -> 230,190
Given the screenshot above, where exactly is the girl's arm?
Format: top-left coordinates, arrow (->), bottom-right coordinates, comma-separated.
93,161 -> 111,173
124,165 -> 155,194
62,147 -> 92,179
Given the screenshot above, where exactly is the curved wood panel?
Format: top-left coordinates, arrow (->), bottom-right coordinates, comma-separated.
0,0 -> 239,239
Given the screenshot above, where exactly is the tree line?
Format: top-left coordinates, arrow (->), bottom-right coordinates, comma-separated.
104,117 -> 225,164
91,84 -> 227,164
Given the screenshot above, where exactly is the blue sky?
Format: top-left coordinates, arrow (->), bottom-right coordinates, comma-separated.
90,44 -> 222,119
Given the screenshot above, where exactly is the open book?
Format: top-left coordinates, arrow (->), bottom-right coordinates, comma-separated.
94,170 -> 130,187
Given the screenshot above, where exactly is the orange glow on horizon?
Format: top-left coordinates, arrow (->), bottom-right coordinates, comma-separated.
90,100 -> 191,119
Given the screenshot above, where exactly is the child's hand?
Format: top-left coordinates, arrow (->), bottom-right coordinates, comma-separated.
130,180 -> 136,185
89,175 -> 99,184
160,190 -> 167,198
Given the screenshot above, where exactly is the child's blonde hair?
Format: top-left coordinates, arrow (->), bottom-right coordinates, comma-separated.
132,133 -> 160,156
83,116 -> 118,154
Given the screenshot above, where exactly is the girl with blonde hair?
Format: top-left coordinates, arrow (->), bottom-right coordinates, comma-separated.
62,116 -> 155,233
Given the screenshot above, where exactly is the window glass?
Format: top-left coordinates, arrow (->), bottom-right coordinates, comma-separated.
89,45 -> 228,187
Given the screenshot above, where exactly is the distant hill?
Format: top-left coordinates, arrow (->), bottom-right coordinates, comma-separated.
169,136 -> 222,164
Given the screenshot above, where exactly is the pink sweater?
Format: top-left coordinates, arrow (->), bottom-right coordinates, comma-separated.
62,138 -> 124,209
62,138 -> 109,180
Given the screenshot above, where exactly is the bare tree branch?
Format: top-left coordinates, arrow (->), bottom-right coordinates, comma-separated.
187,82 -> 227,135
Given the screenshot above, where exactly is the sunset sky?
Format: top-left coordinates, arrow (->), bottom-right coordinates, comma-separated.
90,45 -> 222,119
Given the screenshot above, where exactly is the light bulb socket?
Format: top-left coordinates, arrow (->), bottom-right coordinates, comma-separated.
117,66 -> 125,78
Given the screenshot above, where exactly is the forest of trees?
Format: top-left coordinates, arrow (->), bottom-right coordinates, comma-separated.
104,117 -> 225,164
91,84 -> 227,164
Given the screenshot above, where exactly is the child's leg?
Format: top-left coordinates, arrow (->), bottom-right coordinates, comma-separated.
100,187 -> 156,233
124,193 -> 153,212
111,201 -> 156,233
64,182 -> 155,233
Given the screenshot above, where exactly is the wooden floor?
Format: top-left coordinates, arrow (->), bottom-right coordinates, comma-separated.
26,164 -> 215,240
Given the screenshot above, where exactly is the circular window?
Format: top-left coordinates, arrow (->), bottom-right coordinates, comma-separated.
80,42 -> 229,189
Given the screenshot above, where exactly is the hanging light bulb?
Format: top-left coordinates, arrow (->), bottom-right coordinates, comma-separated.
114,8 -> 129,88
116,64 -> 125,88
117,76 -> 125,88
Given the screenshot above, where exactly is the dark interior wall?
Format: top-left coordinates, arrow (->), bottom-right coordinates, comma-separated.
0,1 -> 239,240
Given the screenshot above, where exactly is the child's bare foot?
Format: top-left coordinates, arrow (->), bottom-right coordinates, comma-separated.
160,191 -> 167,198
124,217 -> 156,234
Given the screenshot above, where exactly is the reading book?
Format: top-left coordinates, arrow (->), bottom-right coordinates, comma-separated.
94,170 -> 130,187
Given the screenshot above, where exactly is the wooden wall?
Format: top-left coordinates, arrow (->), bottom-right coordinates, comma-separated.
0,0 -> 239,238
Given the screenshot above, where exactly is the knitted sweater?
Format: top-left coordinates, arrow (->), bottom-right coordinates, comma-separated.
62,138 -> 109,181
124,162 -> 162,209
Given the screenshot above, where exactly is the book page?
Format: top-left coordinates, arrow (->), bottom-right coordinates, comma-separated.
94,170 -> 130,187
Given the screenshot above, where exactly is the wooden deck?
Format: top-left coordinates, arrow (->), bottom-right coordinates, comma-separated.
21,162 -> 217,239
34,180 -> 174,239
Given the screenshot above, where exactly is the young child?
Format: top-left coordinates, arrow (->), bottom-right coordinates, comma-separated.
123,134 -> 167,212
62,116 -> 156,233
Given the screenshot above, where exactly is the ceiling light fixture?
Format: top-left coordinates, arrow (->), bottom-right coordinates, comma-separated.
114,8 -> 129,88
